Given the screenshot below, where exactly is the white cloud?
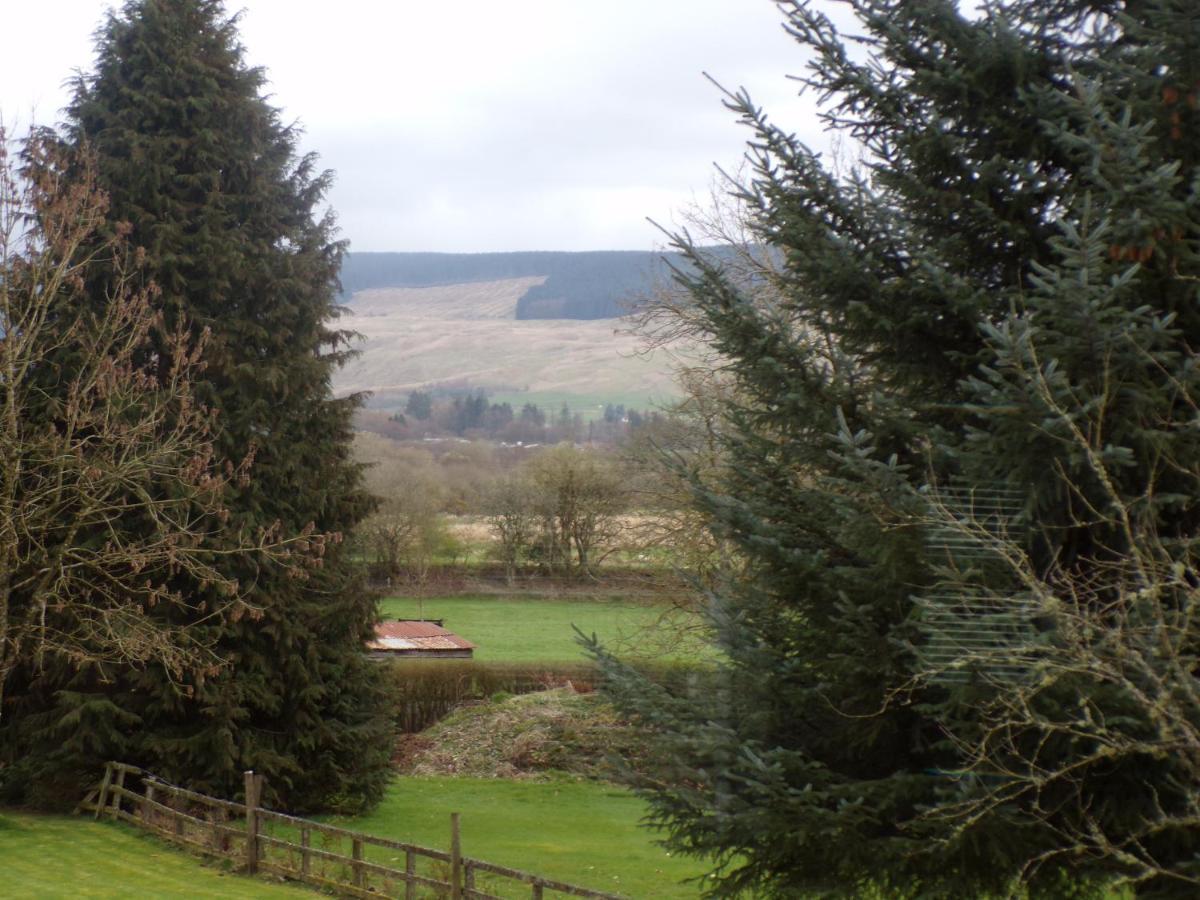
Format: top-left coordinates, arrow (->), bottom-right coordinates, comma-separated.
2,0 -> 844,252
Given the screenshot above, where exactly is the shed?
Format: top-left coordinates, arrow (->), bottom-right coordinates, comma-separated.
366,620 -> 475,660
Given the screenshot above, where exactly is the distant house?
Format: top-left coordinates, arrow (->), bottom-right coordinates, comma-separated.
366,620 -> 475,660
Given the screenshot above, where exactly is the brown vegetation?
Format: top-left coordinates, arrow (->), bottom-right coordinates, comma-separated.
398,688 -> 647,781
332,278 -> 683,411
0,132 -> 317,713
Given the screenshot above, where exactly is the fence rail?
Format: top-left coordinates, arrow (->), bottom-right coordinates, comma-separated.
77,761 -> 624,900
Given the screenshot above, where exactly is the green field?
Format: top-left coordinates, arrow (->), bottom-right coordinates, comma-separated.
0,812 -> 307,898
379,594 -> 709,663
0,602 -> 712,898
487,389 -> 677,422
2,783 -> 708,899
331,776 -> 707,899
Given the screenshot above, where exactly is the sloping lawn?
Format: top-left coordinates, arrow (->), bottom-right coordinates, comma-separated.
379,594 -> 709,663
0,811 -> 309,898
330,776 -> 709,899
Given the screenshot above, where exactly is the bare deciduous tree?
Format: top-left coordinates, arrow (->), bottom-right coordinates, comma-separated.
526,445 -> 627,578
353,433 -> 454,589
483,473 -> 539,585
0,130 -> 315,715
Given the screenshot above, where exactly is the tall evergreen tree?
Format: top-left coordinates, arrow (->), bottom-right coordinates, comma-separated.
2,0 -> 389,812
595,1 -> 1200,896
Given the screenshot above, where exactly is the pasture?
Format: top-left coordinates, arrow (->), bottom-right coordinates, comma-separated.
378,594 -> 709,663
0,780 -> 709,899
1,593 -> 713,898
332,776 -> 708,899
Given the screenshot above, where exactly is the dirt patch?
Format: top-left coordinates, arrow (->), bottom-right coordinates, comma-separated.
393,732 -> 435,768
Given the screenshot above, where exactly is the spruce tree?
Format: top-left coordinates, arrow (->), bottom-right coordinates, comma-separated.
3,0 -> 389,811
594,1 -> 1200,896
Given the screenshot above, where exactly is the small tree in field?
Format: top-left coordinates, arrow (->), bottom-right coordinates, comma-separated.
484,473 -> 540,584
0,130 -> 307,718
352,434 -> 456,588
361,464 -> 444,580
527,445 -> 627,577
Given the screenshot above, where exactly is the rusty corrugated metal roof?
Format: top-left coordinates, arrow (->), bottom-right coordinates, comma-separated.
367,620 -> 475,652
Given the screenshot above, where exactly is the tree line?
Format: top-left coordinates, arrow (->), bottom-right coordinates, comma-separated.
353,436 -> 632,587
368,389 -> 663,446
339,250 -> 674,320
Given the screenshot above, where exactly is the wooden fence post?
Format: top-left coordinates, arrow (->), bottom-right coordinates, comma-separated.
450,812 -> 462,900
211,807 -> 226,853
142,781 -> 155,825
172,792 -> 183,844
405,848 -> 416,900
352,837 -> 364,889
110,765 -> 127,820
244,770 -> 263,875
532,883 -> 544,900
94,764 -> 113,821
300,826 -> 311,876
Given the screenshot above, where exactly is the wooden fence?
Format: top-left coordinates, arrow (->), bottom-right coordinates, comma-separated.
78,762 -> 625,900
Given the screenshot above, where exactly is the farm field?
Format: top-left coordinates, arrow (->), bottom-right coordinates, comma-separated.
486,388 -> 674,422
331,776 -> 708,899
0,812 -> 307,898
378,594 -> 710,664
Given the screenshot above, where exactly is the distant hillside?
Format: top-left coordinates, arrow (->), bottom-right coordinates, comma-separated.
332,277 -> 685,414
340,251 -> 675,320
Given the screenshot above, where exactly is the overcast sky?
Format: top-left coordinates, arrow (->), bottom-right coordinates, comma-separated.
1,1 -> 840,253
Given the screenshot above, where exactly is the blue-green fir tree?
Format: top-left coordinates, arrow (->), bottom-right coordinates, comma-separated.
592,1 -> 1200,896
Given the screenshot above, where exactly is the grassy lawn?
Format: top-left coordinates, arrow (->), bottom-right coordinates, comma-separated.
378,594 -> 709,663
0,811 -> 308,898
330,776 -> 708,899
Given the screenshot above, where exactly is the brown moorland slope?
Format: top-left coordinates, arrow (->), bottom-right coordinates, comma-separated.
333,278 -> 684,411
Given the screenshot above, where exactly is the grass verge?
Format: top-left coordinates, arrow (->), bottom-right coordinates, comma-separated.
0,811 -> 308,898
